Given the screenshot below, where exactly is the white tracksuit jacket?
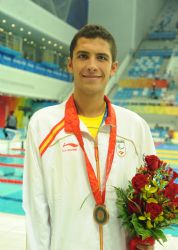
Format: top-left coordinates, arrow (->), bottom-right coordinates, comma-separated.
23,95 -> 156,250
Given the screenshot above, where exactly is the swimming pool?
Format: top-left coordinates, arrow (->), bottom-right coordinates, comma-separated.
0,142 -> 178,235
0,148 -> 24,215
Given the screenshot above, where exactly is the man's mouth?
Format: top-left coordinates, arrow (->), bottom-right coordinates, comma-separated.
82,74 -> 102,78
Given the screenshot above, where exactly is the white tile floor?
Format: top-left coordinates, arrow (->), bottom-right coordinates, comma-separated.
0,213 -> 25,250
0,212 -> 178,250
155,235 -> 178,250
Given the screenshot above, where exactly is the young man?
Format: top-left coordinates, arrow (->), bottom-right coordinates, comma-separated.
23,25 -> 155,250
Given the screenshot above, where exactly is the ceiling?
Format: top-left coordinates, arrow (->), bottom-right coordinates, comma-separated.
0,11 -> 69,56
31,0 -> 73,21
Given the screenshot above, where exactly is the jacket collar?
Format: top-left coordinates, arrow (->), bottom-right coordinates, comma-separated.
64,94 -> 116,133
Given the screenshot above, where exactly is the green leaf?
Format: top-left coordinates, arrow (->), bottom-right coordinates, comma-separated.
131,214 -> 152,239
151,229 -> 167,244
114,187 -> 128,203
170,216 -> 178,224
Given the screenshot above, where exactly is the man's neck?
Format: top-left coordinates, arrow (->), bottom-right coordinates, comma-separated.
73,92 -> 106,117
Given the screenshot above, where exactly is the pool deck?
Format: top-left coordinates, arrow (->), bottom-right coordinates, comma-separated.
0,212 -> 178,250
0,213 -> 25,250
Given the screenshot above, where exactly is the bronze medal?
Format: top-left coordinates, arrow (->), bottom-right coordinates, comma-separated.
93,204 -> 109,225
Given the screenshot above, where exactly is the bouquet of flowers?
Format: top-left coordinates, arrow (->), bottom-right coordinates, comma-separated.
115,155 -> 178,249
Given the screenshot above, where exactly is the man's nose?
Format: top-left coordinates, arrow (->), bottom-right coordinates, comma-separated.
87,57 -> 97,72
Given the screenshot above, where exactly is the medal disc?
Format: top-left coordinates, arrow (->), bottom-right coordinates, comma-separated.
93,205 -> 109,225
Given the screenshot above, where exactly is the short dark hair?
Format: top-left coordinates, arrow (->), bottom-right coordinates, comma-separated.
70,24 -> 117,62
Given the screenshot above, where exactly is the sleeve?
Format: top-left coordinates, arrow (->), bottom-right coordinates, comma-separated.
23,119 -> 51,250
138,118 -> 156,164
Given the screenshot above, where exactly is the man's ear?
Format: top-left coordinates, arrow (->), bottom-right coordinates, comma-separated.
110,61 -> 118,77
67,57 -> 73,74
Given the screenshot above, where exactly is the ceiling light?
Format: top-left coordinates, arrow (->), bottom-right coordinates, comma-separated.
11,24 -> 16,28
8,32 -> 12,35
48,41 -> 51,44
0,28 -> 4,32
59,45 -> 63,50
54,43 -> 57,47
20,28 -> 24,31
30,41 -> 34,44
2,19 -> 6,23
27,31 -> 31,35
42,38 -> 45,41
24,38 -> 27,41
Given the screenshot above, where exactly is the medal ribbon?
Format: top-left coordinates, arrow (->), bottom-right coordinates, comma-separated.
64,95 -> 116,205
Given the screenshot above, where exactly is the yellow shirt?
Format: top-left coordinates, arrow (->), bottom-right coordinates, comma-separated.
79,111 -> 105,139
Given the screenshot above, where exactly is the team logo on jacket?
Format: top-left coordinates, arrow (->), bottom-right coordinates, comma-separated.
116,140 -> 126,157
62,142 -> 78,152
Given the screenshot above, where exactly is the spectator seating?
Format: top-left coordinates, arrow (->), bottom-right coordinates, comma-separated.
147,31 -> 177,40
111,0 -> 178,115
0,45 -> 22,58
149,0 -> 178,34
112,87 -> 166,101
0,45 -> 72,82
128,56 -> 164,78
151,127 -> 168,140
176,94 -> 178,104
119,78 -> 168,89
136,49 -> 176,58
120,105 -> 178,116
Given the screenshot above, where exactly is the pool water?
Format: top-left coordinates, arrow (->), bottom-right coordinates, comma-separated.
0,183 -> 24,215
0,153 -> 24,215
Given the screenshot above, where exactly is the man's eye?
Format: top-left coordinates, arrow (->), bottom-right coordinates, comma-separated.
97,55 -> 107,61
78,54 -> 88,59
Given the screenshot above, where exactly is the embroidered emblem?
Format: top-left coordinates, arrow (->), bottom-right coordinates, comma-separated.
116,140 -> 126,157
62,142 -> 78,152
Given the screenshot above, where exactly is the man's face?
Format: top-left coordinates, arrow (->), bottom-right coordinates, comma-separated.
67,37 -> 118,96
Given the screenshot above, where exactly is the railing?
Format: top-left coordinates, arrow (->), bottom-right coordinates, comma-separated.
111,97 -> 178,107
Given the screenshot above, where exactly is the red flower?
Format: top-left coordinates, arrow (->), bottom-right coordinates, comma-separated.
128,197 -> 143,214
146,203 -> 163,220
145,155 -> 162,171
164,183 -> 178,200
173,171 -> 178,181
132,173 -> 149,192
171,197 -> 178,209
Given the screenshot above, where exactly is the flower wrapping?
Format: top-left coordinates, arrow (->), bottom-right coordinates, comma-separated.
129,236 -> 155,250
115,155 -> 178,249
